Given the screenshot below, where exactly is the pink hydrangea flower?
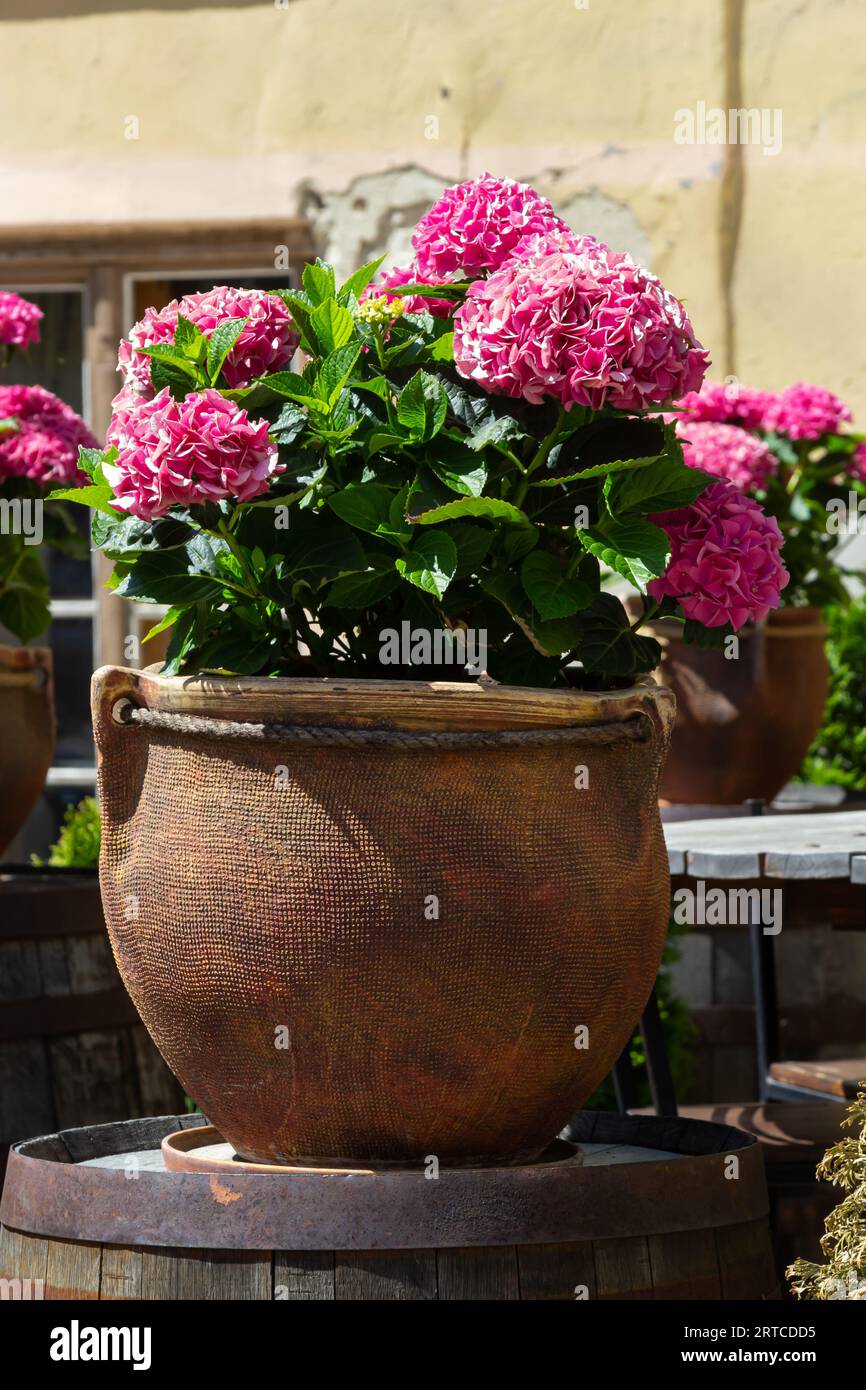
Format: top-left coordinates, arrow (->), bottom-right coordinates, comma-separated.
453,242 -> 709,411
648,480 -> 789,629
678,380 -> 774,430
105,387 -> 281,521
412,173 -> 569,280
117,303 -> 178,392
761,383 -> 852,441
0,384 -> 97,485
0,291 -> 43,350
676,420 -> 777,492
363,263 -> 453,318
118,286 -> 298,396
849,442 -> 866,481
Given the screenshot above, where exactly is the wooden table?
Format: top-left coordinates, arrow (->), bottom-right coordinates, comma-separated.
664,809 -> 866,1102
666,808 -> 866,888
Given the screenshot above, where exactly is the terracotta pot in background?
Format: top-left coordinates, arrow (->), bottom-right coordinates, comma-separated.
648,607 -> 829,805
92,665 -> 674,1168
0,646 -> 54,856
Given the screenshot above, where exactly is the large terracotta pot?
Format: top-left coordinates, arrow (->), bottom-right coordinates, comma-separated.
0,645 -> 54,856
92,665 -> 674,1168
649,607 -> 828,805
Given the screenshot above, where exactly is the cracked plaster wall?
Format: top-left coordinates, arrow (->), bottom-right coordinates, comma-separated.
0,0 -> 863,406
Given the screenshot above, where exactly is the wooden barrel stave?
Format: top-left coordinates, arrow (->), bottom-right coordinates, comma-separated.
0,872 -> 183,1181
0,1224 -> 778,1300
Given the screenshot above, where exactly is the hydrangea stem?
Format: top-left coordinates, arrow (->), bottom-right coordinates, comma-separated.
514,406 -> 568,507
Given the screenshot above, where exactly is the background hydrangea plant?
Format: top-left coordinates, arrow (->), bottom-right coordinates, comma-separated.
677,378 -> 866,608
55,176 -> 788,685
0,294 -> 95,644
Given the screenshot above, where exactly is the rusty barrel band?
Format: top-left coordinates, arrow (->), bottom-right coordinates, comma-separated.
0,1113 -> 769,1252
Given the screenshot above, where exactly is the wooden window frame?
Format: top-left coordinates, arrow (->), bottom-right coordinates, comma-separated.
0,219 -> 314,667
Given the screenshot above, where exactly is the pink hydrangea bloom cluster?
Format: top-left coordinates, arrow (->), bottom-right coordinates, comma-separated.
104,388 -> 280,521
761,382 -> 852,441
648,481 -> 789,629
118,286 -> 298,396
453,240 -> 709,411
0,384 -> 97,485
676,419 -> 777,492
679,381 -> 773,430
850,442 -> 866,481
363,263 -> 453,318
412,173 -> 568,280
0,291 -> 43,350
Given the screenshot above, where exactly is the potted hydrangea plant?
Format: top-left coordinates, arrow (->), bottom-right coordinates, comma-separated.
641,378 -> 864,803
0,290 -> 96,852
62,175 -> 787,1166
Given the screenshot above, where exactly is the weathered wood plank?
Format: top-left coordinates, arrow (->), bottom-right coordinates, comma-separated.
593,1236 -> 653,1299
715,1219 -> 778,1299
49,1031 -> 138,1131
667,848 -> 687,875
517,1241 -> 597,1300
764,850 -> 852,880
0,1225 -> 50,1296
99,1245 -> 142,1300
850,854 -> 866,885
66,933 -> 119,993
36,938 -> 71,996
667,809 -> 866,852
686,849 -> 764,879
0,1039 -> 56,1150
138,1246 -> 181,1300
188,1251 -> 272,1300
274,1250 -> 335,1300
139,1247 -> 271,1300
436,1246 -> 520,1300
334,1250 -> 437,1300
60,1114 -> 182,1161
46,1237 -> 101,1299
0,940 -> 41,1002
768,1058 -> 866,1099
647,1228 -> 722,1299
130,1025 -> 183,1115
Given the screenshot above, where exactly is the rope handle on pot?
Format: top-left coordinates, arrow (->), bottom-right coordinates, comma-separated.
110,698 -> 653,751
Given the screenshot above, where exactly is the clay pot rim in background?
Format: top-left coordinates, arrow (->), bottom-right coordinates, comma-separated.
638,604 -> 828,646
0,643 -> 53,689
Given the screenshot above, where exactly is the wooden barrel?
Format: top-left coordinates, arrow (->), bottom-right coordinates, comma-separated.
0,870 -> 183,1182
0,1112 -> 779,1300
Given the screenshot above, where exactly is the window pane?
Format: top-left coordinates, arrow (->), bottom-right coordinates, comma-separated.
1,287 -> 92,600
47,616 -> 95,765
131,272 -> 295,323
0,288 -> 93,864
1,287 -> 85,412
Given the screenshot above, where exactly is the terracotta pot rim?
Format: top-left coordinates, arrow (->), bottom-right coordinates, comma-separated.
0,643 -> 53,690
93,664 -> 676,736
645,605 -> 827,645
0,643 -> 52,669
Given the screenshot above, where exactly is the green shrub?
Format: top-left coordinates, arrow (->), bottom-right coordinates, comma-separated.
801,601 -> 866,791
789,1088 -> 866,1299
32,796 -> 101,870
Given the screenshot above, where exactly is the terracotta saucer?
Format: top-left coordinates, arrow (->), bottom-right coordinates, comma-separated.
161,1126 -> 379,1175
161,1126 -> 580,1175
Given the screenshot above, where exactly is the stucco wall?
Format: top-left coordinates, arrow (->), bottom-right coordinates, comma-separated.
1,0 -> 864,411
